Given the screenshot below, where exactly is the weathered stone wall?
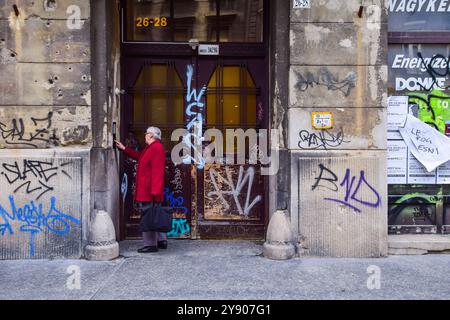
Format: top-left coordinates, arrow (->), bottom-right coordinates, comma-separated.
0,149 -> 91,259
288,0 -> 388,257
0,0 -> 91,259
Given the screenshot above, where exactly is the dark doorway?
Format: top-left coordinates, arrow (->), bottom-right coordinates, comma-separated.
119,0 -> 269,240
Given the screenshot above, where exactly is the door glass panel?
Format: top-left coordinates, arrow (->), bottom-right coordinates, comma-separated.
206,65 -> 258,154
223,94 -> 240,125
132,63 -> 184,149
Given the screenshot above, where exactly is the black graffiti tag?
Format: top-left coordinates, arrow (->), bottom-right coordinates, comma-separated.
298,128 -> 349,150
312,164 -> 339,192
1,160 -> 73,200
417,52 -> 450,91
295,68 -> 356,97
0,112 -> 56,148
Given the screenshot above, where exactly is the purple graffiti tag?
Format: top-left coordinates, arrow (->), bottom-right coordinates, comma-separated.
314,165 -> 381,213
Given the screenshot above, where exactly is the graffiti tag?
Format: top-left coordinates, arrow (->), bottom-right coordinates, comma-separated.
207,166 -> 262,216
312,164 -> 381,213
298,128 -> 349,150
0,195 -> 81,257
295,68 -> 356,97
417,52 -> 450,92
1,160 -> 73,201
0,112 -> 57,148
183,65 -> 207,169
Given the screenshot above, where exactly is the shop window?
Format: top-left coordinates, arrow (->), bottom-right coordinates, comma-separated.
387,3 -> 450,235
123,0 -> 264,43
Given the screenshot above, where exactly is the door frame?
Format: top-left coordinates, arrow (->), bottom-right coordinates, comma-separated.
118,0 -> 271,241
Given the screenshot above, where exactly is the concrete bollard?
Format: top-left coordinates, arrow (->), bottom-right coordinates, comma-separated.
263,210 -> 296,260
85,210 -> 119,261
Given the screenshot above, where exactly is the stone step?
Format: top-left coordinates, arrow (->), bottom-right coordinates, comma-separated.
389,235 -> 450,255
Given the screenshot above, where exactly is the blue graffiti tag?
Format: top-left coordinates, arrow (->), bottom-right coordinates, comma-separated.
164,187 -> 190,237
164,187 -> 188,215
183,65 -> 207,169
0,195 -> 81,257
313,164 -> 381,213
167,219 -> 190,238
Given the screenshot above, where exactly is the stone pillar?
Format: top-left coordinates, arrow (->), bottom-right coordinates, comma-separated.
288,0 -> 388,257
263,210 -> 296,260
85,210 -> 119,261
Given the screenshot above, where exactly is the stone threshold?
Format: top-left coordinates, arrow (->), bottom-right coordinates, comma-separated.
389,235 -> 450,255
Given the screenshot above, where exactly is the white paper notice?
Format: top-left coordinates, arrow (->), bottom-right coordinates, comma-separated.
388,96 -> 409,140
407,151 -> 436,184
437,161 -> 450,184
400,114 -> 450,172
388,96 -> 409,127
387,140 -> 408,184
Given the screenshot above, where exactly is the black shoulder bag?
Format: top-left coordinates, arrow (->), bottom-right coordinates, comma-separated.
140,202 -> 173,233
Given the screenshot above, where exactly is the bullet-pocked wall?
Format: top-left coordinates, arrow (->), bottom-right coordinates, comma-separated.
0,0 -> 92,259
288,0 -> 388,257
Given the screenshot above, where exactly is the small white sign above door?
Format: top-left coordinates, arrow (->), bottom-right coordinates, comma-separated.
293,0 -> 310,9
199,44 -> 219,56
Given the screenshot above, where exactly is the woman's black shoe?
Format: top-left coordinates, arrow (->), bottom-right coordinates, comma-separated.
137,246 -> 158,253
157,241 -> 168,249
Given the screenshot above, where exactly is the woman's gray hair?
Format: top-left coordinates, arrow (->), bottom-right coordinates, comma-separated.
146,126 -> 162,140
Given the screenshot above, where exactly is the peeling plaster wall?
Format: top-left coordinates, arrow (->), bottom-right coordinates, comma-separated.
0,0 -> 91,259
288,0 -> 388,257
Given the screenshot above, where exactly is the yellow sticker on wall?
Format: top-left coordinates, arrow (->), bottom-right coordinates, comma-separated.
311,112 -> 334,130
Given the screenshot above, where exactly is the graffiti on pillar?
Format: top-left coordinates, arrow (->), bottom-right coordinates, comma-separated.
312,164 -> 381,213
295,68 -> 356,97
0,195 -> 81,258
298,128 -> 350,150
0,159 -> 73,201
0,112 -> 57,148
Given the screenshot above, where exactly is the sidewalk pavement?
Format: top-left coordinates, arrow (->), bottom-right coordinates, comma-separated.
1,240 -> 450,300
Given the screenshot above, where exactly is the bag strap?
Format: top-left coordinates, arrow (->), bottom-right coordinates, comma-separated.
141,202 -> 154,211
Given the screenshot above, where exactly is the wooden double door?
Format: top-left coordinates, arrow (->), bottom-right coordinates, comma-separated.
120,55 -> 268,240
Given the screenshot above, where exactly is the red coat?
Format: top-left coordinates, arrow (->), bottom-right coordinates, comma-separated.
123,140 -> 165,203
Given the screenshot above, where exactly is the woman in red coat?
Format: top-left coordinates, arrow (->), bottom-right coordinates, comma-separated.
115,127 -> 167,253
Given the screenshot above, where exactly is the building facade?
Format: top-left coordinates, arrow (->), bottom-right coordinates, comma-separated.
1,0 -> 428,260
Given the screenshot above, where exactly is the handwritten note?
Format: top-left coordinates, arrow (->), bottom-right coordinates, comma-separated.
400,114 -> 450,172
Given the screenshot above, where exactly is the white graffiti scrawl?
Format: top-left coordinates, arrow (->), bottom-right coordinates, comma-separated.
207,166 -> 262,216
